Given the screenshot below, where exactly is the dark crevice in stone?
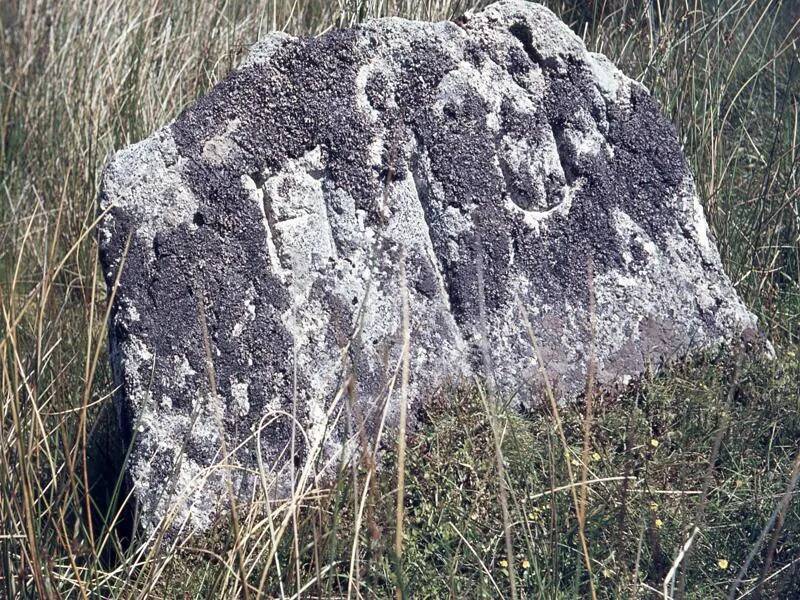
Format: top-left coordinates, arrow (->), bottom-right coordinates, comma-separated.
508,22 -> 559,71
261,186 -> 283,267
409,143 -> 458,316
249,170 -> 265,188
497,153 -> 528,210
551,127 -> 578,185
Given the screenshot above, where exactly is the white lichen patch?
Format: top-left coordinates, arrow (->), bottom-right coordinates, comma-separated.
202,118 -> 241,166
613,208 -> 660,261
262,147 -> 338,295
230,381 -> 250,416
513,180 -> 582,234
232,285 -> 257,338
100,128 -> 198,248
238,31 -> 294,69
172,355 -> 197,390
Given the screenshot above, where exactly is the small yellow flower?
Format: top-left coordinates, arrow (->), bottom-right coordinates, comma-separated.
571,458 -> 581,467
650,438 -> 660,448
649,501 -> 659,511
591,452 -> 601,462
655,518 -> 664,529
499,559 -> 508,568
602,568 -> 613,578
718,558 -> 729,570
522,559 -> 530,570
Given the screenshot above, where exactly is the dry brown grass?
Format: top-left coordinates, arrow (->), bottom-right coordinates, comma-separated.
1,0 -> 799,597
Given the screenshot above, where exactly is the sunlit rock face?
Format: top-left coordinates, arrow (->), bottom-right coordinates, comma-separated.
99,0 -> 757,535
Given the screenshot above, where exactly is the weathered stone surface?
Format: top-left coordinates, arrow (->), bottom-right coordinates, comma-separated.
99,0 -> 758,534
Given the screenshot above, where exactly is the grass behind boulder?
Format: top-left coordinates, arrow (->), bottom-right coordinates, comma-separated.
1,0 -> 798,597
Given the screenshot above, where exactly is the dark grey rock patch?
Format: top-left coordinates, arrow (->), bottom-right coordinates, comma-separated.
99,0 -> 759,535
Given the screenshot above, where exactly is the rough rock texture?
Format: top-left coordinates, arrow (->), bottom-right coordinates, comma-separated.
99,0 -> 758,534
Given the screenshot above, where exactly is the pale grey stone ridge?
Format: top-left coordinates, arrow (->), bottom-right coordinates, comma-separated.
99,0 -> 759,535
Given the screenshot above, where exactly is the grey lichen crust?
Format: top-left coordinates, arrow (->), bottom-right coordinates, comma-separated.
99,1 -> 758,535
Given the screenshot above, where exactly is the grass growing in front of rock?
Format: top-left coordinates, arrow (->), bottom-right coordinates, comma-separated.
147,353 -> 800,599
1,0 -> 798,598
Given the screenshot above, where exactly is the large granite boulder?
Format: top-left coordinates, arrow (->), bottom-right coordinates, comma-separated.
99,0 -> 758,534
